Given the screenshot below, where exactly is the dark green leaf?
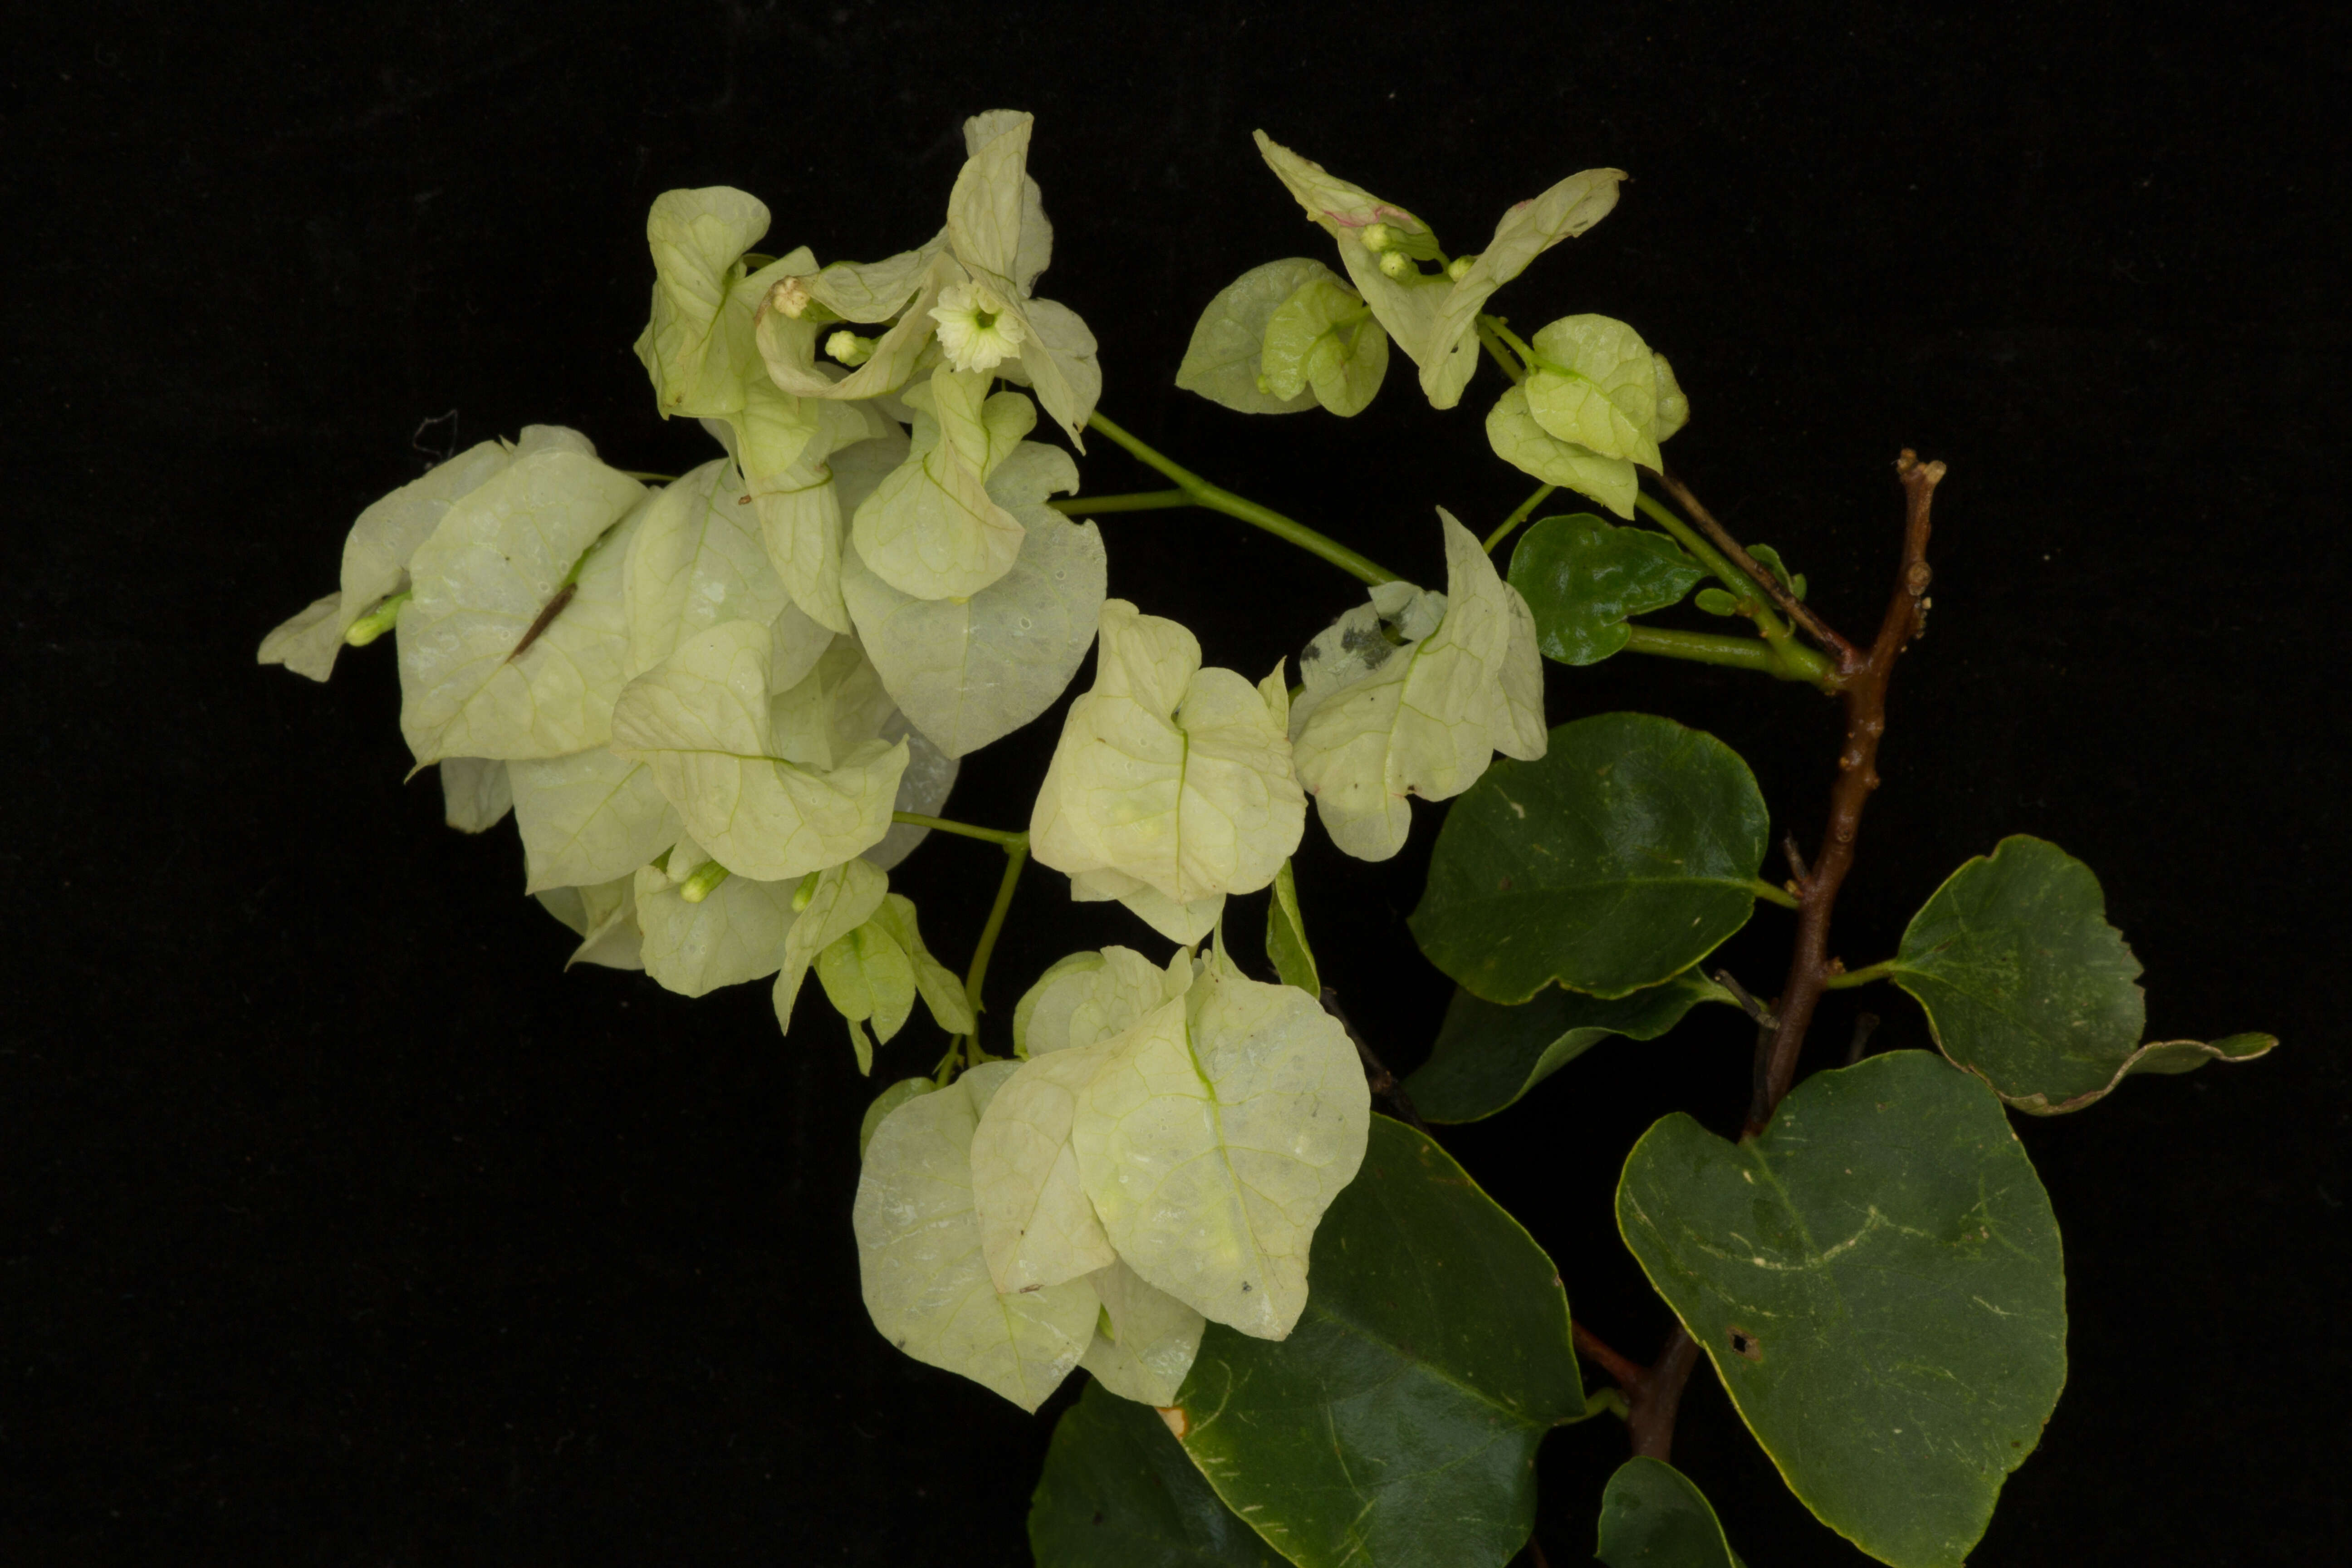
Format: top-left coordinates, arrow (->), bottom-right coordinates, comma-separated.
1266,859 -> 1321,995
1506,513 -> 1705,665
1169,1116 -> 1584,1568
1890,835 -> 2276,1113
1746,543 -> 1804,600
1029,1378 -> 1289,1567
1411,713 -> 1772,1002
1595,1458 -> 1743,1568
1617,1051 -> 2066,1568
1407,973 -> 1733,1123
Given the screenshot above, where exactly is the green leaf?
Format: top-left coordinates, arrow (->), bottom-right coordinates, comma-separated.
1486,383 -> 1637,519
1174,258 -> 1334,416
1406,972 -> 1733,1123
1617,1051 -> 2067,1568
816,921 -> 918,1073
1507,513 -> 1706,666
1411,713 -> 1772,1002
1595,1458 -> 1743,1568
1264,860 -> 1320,994
1693,588 -> 1741,617
1890,835 -> 2274,1112
1169,1116 -> 1584,1568
1746,543 -> 1803,601
1260,274 -> 1388,417
858,1077 -> 936,1159
1523,315 -> 1669,470
843,440 -> 1106,759
395,451 -> 650,764
1029,1379 -> 1287,1568
853,1060 -> 1098,1411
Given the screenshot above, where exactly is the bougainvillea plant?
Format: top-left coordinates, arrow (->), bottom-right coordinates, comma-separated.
260,111 -> 2274,1567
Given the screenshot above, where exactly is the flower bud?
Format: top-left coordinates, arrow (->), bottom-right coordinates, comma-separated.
1361,222 -> 1395,253
1446,254 -> 1478,282
1377,250 -> 1416,281
826,330 -> 875,367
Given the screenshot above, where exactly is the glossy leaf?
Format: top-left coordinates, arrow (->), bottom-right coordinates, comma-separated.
1596,1458 -> 1744,1568
1173,257 -> 1333,415
1029,1379 -> 1287,1568
1411,713 -> 1771,1002
853,1061 -> 1098,1412
1407,972 -> 1733,1123
1170,1116 -> 1584,1568
1890,834 -> 2275,1112
1617,1051 -> 2066,1568
1507,514 -> 1705,666
1264,860 -> 1320,994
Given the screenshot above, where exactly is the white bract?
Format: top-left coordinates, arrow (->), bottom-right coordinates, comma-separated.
631,840 -> 801,997
772,857 -> 890,1033
853,1062 -> 1100,1412
623,457 -> 792,675
395,450 -> 650,765
510,745 -> 680,894
1011,946 -> 1189,1059
1029,602 -> 1305,945
843,440 -> 1103,758
609,620 -> 907,882
1290,510 -> 1548,861
438,757 -> 511,833
850,366 -> 1038,601
534,876 -> 645,973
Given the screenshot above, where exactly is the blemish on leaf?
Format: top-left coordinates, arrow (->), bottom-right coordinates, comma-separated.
1728,1327 -> 1762,1361
1158,1406 -> 1190,1440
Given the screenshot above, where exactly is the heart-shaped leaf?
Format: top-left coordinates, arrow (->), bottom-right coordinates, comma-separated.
1507,514 -> 1705,666
1028,1379 -> 1287,1568
1596,1458 -> 1744,1568
1411,713 -> 1772,1001
1616,1051 -> 2066,1568
1167,1115 -> 1585,1568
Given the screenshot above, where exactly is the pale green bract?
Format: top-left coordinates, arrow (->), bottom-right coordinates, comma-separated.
749,393 -> 909,636
1011,946 -> 1188,1060
1029,601 -> 1306,945
853,1061 -> 1101,1412
623,457 -> 792,675
1173,258 -> 1334,416
1253,131 -> 1622,410
867,893 -> 976,1035
631,838 -> 801,997
973,939 -> 1367,1340
851,367 -> 1038,601
257,436 -> 518,682
1078,1258 -> 1208,1408
608,620 -> 907,882
395,450 -> 650,765
772,857 -> 890,1034
438,757 -> 511,833
632,187 -> 806,419
1523,314 -> 1676,470
1487,381 -> 1641,518
509,745 -> 680,894
1290,510 -> 1548,862
1259,274 -> 1388,417
534,875 -> 645,973
816,920 -> 917,1075
842,439 -> 1103,758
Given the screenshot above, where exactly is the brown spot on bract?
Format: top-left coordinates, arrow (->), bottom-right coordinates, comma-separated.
1728,1327 -> 1762,1362
1157,1406 -> 1189,1440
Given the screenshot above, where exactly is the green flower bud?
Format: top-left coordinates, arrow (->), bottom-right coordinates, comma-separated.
826,329 -> 876,367
1446,254 -> 1478,282
1377,250 -> 1416,281
680,859 -> 732,904
1361,221 -> 1396,253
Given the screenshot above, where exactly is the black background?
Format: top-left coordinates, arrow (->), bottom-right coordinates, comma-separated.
7,2 -> 2347,1563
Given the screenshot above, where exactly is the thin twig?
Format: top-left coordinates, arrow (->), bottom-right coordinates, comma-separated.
1321,988 -> 1428,1132
1782,831 -> 1812,887
1846,1012 -> 1882,1066
1573,1322 -> 1650,1393
1711,970 -> 1777,1029
1656,467 -> 1861,668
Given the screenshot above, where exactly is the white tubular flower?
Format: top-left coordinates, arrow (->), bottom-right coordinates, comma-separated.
929,281 -> 1028,374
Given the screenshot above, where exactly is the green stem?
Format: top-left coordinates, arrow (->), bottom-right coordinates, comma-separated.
892,812 -> 1029,849
1485,485 -> 1557,553
1620,625 -> 1794,678
1823,959 -> 1897,990
1632,493 -> 1838,691
1083,411 -> 1398,586
1048,489 -> 1191,514
962,842 -> 1030,1040
1480,316 -> 1541,368
1475,319 -> 1527,387
1749,879 -> 1803,910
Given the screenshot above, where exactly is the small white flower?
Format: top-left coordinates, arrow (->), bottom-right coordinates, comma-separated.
928,281 -> 1028,374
